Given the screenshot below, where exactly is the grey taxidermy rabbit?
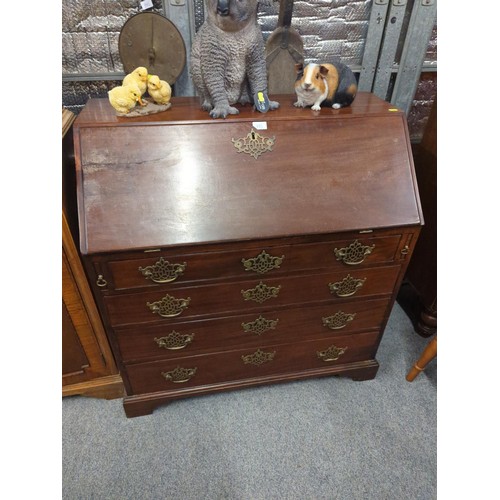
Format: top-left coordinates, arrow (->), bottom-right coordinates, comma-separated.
190,0 -> 279,119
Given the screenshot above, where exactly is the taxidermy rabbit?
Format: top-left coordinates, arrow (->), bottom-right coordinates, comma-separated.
190,0 -> 279,119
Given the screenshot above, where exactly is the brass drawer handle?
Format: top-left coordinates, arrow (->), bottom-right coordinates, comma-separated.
322,311 -> 356,330
161,366 -> 197,383
241,250 -> 284,274
154,331 -> 195,350
328,274 -> 366,297
241,348 -> 276,366
96,274 -> 108,287
317,345 -> 348,362
139,257 -> 187,283
241,281 -> 281,303
147,294 -> 191,318
334,240 -> 375,265
241,315 -> 279,335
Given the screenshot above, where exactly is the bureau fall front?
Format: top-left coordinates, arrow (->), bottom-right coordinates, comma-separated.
73,94 -> 422,417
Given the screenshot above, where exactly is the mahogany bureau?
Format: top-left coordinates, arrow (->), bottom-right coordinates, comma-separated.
73,93 -> 423,417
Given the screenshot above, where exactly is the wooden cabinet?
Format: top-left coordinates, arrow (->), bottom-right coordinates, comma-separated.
62,109 -> 124,399
398,99 -> 437,336
73,94 -> 422,417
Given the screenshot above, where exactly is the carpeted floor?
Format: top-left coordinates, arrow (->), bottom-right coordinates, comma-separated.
62,303 -> 436,500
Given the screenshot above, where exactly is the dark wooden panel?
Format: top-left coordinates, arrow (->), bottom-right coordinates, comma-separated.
124,330 -> 380,394
397,100 -> 436,337
101,235 -> 402,291
115,297 -> 391,362
75,94 -> 422,254
103,269 -> 395,327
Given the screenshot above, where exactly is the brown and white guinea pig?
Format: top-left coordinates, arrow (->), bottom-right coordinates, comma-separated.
294,62 -> 357,111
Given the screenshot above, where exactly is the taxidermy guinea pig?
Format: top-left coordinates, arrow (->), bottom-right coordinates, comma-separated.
294,62 -> 357,111
190,0 -> 279,119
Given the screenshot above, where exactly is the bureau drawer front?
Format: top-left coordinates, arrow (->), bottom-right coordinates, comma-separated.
124,330 -> 380,394
104,246 -> 289,290
97,235 -> 402,290
104,267 -> 398,327
288,235 -> 402,271
115,297 -> 390,362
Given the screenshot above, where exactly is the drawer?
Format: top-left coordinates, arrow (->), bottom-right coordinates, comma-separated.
115,297 -> 391,362
287,235 -> 402,273
104,268 -> 398,327
103,245 -> 290,290
124,330 -> 380,394
95,234 -> 402,291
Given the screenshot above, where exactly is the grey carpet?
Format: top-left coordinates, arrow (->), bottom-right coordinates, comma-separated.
62,303 -> 436,500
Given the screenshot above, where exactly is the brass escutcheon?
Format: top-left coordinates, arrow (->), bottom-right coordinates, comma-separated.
241,250 -> 285,274
154,331 -> 195,350
139,257 -> 187,283
147,294 -> 191,318
241,281 -> 281,303
329,274 -> 366,297
334,240 -> 375,265
322,311 -> 356,330
241,348 -> 276,366
317,345 -> 348,362
241,315 -> 279,335
232,130 -> 275,159
161,366 -> 197,383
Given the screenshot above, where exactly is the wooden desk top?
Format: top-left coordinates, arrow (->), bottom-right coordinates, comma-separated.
76,92 -> 402,126
74,93 -> 422,254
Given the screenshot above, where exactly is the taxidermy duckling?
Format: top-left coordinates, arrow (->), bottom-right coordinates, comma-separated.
123,66 -> 148,104
147,75 -> 172,105
108,83 -> 143,114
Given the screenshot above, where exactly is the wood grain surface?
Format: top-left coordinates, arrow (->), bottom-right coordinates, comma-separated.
74,94 -> 422,254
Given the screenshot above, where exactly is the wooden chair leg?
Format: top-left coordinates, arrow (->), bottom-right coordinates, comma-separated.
406,336 -> 437,382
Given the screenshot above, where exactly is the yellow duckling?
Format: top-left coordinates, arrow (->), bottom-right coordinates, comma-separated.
147,75 -> 172,105
123,66 -> 148,104
108,83 -> 142,114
